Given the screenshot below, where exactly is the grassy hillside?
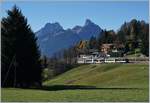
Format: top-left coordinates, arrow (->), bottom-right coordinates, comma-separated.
2,64 -> 149,102
44,64 -> 149,88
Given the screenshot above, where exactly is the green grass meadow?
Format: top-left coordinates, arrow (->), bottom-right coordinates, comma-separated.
1,64 -> 149,102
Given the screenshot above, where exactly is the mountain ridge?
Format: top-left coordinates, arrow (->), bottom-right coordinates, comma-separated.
36,19 -> 102,57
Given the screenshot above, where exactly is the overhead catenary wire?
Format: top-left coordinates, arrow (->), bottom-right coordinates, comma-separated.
13,56 -> 17,87
2,55 -> 16,87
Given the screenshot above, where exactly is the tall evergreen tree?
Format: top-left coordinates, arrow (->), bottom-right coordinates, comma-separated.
1,5 -> 42,87
140,23 -> 149,56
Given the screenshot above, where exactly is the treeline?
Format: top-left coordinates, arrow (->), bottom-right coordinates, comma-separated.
117,19 -> 149,56
82,19 -> 149,56
41,46 -> 79,81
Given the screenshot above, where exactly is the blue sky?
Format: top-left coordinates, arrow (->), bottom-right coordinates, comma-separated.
1,1 -> 149,32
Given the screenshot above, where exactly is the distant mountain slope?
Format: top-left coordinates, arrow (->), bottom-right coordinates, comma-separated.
36,19 -> 102,57
38,29 -> 81,56
44,64 -> 149,88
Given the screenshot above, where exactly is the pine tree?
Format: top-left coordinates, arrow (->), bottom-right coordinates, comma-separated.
1,5 -> 42,87
140,23 -> 149,56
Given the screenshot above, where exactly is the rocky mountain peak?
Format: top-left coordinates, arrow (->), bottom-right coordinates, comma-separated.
84,19 -> 94,26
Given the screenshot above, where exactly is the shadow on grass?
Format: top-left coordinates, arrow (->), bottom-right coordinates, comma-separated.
4,85 -> 144,91
27,85 -> 144,91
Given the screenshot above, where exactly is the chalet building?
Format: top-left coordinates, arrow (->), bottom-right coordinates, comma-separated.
100,43 -> 124,54
101,44 -> 114,54
77,43 -> 126,64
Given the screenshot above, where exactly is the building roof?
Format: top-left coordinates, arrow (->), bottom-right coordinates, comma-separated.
101,43 -> 124,49
101,44 -> 113,48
